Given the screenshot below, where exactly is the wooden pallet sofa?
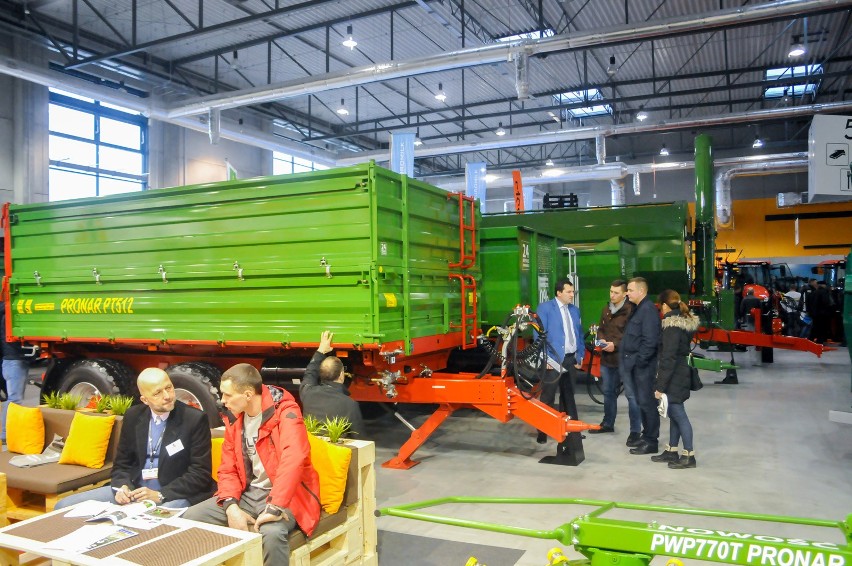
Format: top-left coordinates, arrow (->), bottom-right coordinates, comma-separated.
0,407 -> 122,521
210,433 -> 378,566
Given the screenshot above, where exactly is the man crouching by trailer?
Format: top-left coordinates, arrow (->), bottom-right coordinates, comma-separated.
184,363 -> 320,566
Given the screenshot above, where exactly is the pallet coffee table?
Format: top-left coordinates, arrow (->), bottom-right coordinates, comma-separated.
0,507 -> 261,566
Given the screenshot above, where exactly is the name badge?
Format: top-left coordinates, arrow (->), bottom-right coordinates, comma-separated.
142,467 -> 158,480
165,439 -> 184,456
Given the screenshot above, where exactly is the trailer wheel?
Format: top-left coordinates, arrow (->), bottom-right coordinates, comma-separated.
58,359 -> 134,408
165,363 -> 222,427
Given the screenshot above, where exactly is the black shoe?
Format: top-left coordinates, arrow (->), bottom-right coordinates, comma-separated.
625,432 -> 642,447
651,450 -> 679,463
668,455 -> 697,469
589,424 -> 614,434
536,432 -> 547,444
629,442 -> 659,455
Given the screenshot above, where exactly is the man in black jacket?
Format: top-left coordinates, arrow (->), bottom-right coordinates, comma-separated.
619,277 -> 662,455
56,368 -> 216,509
300,331 -> 364,438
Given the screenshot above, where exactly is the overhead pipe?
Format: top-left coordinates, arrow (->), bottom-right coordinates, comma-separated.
633,173 -> 641,196
595,135 -> 606,165
337,100 -> 852,165
422,152 -> 806,195
167,0 -> 852,118
0,55 -> 337,164
715,158 -> 807,228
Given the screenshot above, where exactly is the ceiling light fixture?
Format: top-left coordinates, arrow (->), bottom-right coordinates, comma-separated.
495,122 -> 506,136
545,158 -> 555,167
336,98 -> 349,116
414,129 -> 423,146
788,42 -> 806,58
606,55 -> 617,77
659,144 -> 670,156
752,136 -> 764,149
342,25 -> 358,50
547,111 -> 560,123
434,82 -> 447,103
636,109 -> 648,121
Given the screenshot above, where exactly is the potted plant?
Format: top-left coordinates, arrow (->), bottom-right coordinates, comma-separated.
322,416 -> 353,444
106,395 -> 133,416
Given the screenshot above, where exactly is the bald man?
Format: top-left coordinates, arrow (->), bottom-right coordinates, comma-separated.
56,368 -> 216,509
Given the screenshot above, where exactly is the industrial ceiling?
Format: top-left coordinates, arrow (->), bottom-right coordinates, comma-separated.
1,0 -> 851,179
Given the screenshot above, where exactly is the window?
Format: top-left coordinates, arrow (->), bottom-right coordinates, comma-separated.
48,89 -> 147,201
764,64 -> 822,99
272,152 -> 330,175
553,88 -> 612,118
496,29 -> 555,43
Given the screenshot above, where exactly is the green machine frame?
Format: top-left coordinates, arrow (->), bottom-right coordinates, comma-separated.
379,497 -> 851,566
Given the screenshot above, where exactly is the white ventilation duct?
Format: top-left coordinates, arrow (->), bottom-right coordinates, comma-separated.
596,135 -> 606,164
166,0 -> 852,118
715,158 -> 808,228
633,173 -> 641,196
336,100 -> 852,165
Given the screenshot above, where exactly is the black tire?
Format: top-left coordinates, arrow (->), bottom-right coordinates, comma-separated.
58,358 -> 135,408
165,362 -> 223,427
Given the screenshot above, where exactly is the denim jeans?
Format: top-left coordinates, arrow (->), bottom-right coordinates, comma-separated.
598,365 -> 620,428
617,365 -> 643,434
667,402 -> 693,451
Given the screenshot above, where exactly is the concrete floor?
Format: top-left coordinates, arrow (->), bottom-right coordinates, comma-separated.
365,347 -> 852,566
16,347 -> 851,565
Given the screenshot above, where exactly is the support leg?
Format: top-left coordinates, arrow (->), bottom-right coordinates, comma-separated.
383,404 -> 457,469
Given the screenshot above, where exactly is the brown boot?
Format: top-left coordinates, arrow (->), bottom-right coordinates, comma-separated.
668,450 -> 697,469
651,445 -> 679,463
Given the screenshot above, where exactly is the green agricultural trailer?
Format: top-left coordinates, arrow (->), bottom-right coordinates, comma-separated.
3,162 -> 594,469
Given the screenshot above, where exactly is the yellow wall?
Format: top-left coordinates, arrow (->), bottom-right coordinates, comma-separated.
687,198 -> 852,259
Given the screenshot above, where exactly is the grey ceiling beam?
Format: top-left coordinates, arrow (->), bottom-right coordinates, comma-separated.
65,0 -> 335,70
335,98 -> 852,165
172,1 -> 424,66
166,0 -> 852,119
306,66 -> 845,141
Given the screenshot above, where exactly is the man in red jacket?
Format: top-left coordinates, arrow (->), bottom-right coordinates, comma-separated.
184,363 -> 320,566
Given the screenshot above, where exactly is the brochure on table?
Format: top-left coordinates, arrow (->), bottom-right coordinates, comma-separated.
45,499 -> 186,553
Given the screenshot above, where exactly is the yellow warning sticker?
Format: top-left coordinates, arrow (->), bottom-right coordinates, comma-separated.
383,293 -> 398,308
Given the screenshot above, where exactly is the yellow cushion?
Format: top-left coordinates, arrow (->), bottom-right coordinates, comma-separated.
308,434 -> 352,514
59,412 -> 116,469
6,404 -> 45,454
211,437 -> 224,482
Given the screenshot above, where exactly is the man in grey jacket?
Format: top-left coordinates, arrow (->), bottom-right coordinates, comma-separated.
619,277 -> 662,455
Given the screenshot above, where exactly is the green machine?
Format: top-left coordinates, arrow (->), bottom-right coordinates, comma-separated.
571,236 -> 637,328
379,497 -> 851,566
482,202 -> 690,299
5,162 -> 477,352
479,225 -> 563,328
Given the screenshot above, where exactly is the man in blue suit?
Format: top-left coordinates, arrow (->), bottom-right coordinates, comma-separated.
535,278 -> 584,443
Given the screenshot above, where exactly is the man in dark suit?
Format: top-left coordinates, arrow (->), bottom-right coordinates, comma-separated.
534,278 -> 585,443
620,277 -> 662,455
56,368 -> 216,509
300,330 -> 364,438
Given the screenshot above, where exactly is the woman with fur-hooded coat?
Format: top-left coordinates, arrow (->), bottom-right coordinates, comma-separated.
652,289 -> 700,469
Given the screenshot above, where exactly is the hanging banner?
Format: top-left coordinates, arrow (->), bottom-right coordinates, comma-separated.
226,160 -> 238,181
390,132 -> 416,176
465,162 -> 487,212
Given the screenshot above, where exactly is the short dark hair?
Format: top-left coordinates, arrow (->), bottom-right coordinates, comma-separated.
611,279 -> 627,290
221,363 -> 263,394
555,277 -> 574,295
628,276 -> 648,293
319,357 -> 344,383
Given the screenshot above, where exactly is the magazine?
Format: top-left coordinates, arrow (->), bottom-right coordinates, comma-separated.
85,499 -> 157,525
118,506 -> 186,530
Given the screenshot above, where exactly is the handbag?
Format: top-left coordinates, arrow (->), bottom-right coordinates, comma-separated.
688,354 -> 703,391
